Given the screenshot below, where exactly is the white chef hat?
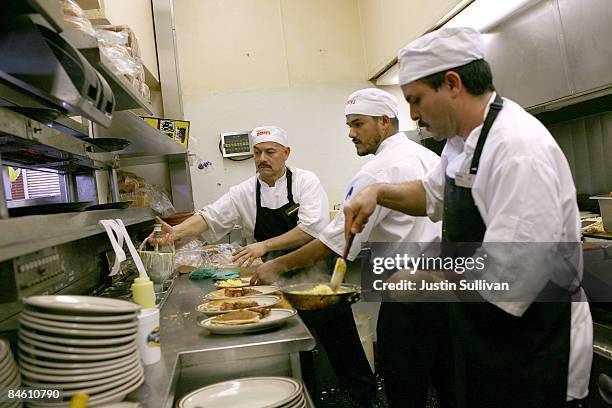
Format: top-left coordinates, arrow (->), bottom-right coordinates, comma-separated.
345,88 -> 399,118
398,27 -> 485,86
250,126 -> 289,147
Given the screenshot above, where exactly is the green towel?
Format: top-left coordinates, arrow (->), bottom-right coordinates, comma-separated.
188,268 -> 240,280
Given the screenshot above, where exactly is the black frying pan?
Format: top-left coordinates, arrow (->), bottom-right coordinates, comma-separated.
8,202 -> 91,217
85,201 -> 133,211
86,138 -> 131,152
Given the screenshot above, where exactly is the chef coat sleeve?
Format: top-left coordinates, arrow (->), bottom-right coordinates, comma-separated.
294,171 -> 330,238
319,171 -> 387,261
422,161 -> 445,222
198,186 -> 244,243
471,155 -> 567,317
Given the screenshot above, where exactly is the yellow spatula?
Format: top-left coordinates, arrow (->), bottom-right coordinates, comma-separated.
330,233 -> 355,292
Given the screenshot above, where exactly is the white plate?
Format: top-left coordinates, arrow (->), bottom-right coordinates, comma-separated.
18,354 -> 138,378
200,309 -> 297,335
23,308 -> 138,323
22,359 -> 140,390
18,340 -> 136,362
18,332 -> 135,355
23,295 -> 140,314
19,326 -> 137,346
178,376 -> 302,408
21,311 -> 138,330
0,349 -> 14,375
3,366 -> 20,389
284,396 -> 307,408
213,277 -> 252,288
0,339 -> 9,363
18,351 -> 135,370
205,285 -> 279,300
0,360 -> 18,385
196,295 -> 281,316
23,364 -> 142,396
19,317 -> 137,337
27,371 -> 144,408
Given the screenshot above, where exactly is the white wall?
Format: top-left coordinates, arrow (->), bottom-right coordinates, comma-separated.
173,0 -> 443,210
174,0 -> 367,95
174,0 -> 375,208
184,82 -> 375,209
358,0 -> 465,77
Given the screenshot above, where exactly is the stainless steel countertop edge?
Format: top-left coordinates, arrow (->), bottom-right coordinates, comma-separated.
129,274 -> 316,407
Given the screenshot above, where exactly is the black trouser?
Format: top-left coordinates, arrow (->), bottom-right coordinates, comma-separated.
377,302 -> 455,408
563,397 -> 589,408
298,306 -> 377,407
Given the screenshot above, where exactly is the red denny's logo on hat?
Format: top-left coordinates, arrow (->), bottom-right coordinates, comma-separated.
346,98 -> 356,105
256,130 -> 271,136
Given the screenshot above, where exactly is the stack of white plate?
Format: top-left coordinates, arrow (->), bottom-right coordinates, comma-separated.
0,339 -> 22,408
17,295 -> 144,407
178,377 -> 307,408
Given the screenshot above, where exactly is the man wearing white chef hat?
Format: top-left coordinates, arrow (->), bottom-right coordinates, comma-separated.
152,125 -> 329,267
343,27 -> 593,407
153,125 -> 377,406
251,88 -> 448,407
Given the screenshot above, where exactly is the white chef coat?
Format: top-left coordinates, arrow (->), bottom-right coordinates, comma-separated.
319,133 -> 441,261
422,93 -> 592,400
197,166 -> 329,244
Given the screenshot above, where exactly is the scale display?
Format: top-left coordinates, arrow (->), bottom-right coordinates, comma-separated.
221,132 -> 252,157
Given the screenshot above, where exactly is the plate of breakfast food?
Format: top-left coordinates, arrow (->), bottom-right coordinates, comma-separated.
213,277 -> 252,288
196,295 -> 281,316
198,308 -> 297,334
204,285 -> 279,300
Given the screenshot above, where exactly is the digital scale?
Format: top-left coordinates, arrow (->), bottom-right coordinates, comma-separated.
220,131 -> 252,158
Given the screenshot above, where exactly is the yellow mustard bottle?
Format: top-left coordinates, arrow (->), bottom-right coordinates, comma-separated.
131,276 -> 156,308
69,392 -> 88,408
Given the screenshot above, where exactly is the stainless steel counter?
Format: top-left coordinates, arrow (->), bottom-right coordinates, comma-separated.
128,275 -> 316,408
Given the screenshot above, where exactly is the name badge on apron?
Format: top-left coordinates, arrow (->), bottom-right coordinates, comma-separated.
455,172 -> 476,188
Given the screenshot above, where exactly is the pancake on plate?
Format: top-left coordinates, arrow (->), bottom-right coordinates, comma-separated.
209,307 -> 272,325
203,299 -> 259,312
224,287 -> 262,297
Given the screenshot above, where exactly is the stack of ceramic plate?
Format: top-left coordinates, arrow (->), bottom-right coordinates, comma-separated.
0,339 -> 22,408
17,295 -> 144,407
178,377 -> 307,408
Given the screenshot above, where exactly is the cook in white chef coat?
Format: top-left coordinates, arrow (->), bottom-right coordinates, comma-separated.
251,88 -> 445,408
152,126 -> 329,264
250,88 -> 440,281
343,27 -> 592,408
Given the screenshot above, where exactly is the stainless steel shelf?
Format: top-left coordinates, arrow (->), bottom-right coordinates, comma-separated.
0,77 -> 90,139
94,111 -> 187,158
0,207 -> 155,262
61,29 -> 153,113
7,0 -> 65,33
0,107 -> 114,171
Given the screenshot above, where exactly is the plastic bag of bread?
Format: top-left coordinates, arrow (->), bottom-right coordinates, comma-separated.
136,186 -> 175,217
95,25 -> 141,59
63,15 -> 96,37
139,81 -> 151,102
61,0 -> 85,18
118,171 -> 146,193
95,28 -> 129,47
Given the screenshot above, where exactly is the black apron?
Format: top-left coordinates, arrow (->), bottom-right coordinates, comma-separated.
252,170 -> 376,405
443,94 -> 572,408
253,167 -> 300,243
